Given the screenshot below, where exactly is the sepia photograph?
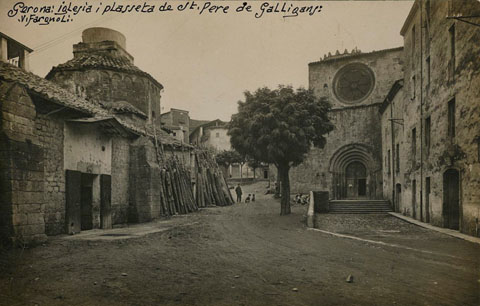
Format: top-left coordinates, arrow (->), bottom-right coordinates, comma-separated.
0,0 -> 479,305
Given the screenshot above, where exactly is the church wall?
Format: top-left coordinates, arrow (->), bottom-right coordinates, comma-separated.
288,48 -> 404,198
49,69 -> 162,127
309,48 -> 404,109
289,104 -> 383,196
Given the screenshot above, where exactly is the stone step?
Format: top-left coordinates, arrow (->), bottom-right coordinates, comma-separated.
328,199 -> 392,213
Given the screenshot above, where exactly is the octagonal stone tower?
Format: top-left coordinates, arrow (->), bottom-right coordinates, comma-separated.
46,27 -> 162,127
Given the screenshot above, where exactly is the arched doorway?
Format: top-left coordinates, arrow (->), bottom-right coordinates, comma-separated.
329,143 -> 381,200
345,161 -> 367,199
443,169 -> 460,230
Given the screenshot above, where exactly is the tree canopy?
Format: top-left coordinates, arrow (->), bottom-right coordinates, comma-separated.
215,149 -> 244,167
228,85 -> 334,214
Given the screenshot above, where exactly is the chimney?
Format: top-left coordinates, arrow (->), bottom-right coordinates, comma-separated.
0,33 -> 33,71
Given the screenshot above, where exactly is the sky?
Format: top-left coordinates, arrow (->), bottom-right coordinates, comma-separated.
0,0 -> 413,121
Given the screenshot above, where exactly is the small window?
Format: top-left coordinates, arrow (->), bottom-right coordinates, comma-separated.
387,149 -> 391,174
173,132 -> 176,136
412,75 -> 416,99
396,143 -> 400,173
412,128 -> 417,160
216,132 -> 220,138
152,111 -> 156,118
426,0 -> 431,22
448,98 -> 455,140
426,56 -> 431,87
411,25 -> 416,69
449,24 -> 455,79
477,139 -> 480,162
425,116 -> 431,155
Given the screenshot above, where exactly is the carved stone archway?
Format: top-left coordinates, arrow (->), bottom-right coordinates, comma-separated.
329,143 -> 381,200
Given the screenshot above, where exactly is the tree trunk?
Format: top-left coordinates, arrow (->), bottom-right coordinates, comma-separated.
278,164 -> 291,215
274,170 -> 281,198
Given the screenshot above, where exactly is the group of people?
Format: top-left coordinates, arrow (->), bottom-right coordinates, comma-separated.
234,184 -> 255,203
294,193 -> 309,205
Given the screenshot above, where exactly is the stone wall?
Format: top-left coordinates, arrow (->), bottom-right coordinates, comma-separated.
48,69 -> 161,127
309,48 -> 404,109
382,0 -> 480,236
35,114 -> 65,236
129,137 -> 162,222
111,136 -> 130,225
0,81 -> 47,244
288,104 -> 383,197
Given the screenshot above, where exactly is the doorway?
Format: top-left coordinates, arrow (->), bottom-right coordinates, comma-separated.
395,184 -> 402,212
66,170 -> 111,234
425,177 -> 431,223
412,180 -> 417,219
345,161 -> 367,199
443,169 -> 460,230
80,174 -> 94,230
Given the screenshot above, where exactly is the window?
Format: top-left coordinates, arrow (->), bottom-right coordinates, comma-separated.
387,149 -> 391,174
396,143 -> 400,173
216,132 -> 220,138
426,0 -> 431,23
412,75 -> 416,99
449,24 -> 455,79
412,128 -> 417,162
477,139 -> 480,162
425,116 -> 431,155
152,111 -> 156,118
426,56 -> 431,87
412,179 -> 417,219
412,25 -> 416,69
448,98 -> 456,140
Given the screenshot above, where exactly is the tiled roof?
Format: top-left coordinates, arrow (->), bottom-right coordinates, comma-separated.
102,100 -> 147,118
46,53 -> 163,89
0,61 -> 100,115
0,61 -> 188,149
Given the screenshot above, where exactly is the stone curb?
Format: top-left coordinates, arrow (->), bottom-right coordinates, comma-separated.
306,191 -> 315,228
388,212 -> 480,245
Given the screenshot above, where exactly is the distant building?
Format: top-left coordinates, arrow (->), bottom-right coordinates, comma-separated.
190,119 -> 231,152
160,108 -> 190,143
190,119 -> 269,179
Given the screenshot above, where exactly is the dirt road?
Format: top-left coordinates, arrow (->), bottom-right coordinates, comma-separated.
1,182 -> 479,306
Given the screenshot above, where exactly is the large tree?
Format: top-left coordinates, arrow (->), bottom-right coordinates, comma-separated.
228,86 -> 334,215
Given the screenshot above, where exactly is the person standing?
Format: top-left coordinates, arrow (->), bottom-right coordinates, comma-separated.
235,184 -> 243,203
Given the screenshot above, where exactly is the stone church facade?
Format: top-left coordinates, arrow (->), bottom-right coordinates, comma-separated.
288,47 -> 404,200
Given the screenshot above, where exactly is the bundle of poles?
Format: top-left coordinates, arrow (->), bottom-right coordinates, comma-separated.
195,150 -> 235,208
157,156 -> 198,216
153,137 -> 234,216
